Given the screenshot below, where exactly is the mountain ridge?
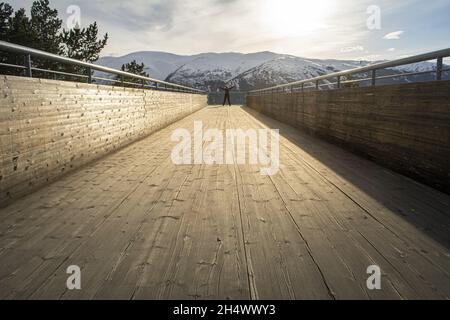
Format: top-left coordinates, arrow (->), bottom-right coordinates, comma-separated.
96,51 -> 440,91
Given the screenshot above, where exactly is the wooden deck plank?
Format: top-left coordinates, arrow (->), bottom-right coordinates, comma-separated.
0,106 -> 450,300
125,109 -> 249,300
236,110 -> 404,299
227,108 -> 333,300
242,107 -> 450,299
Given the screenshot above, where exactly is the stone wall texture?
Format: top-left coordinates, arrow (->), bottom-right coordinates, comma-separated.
247,80 -> 450,194
0,76 -> 207,206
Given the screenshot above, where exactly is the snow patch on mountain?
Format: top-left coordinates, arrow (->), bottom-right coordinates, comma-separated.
96,51 -> 446,91
391,61 -> 437,73
232,56 -> 368,90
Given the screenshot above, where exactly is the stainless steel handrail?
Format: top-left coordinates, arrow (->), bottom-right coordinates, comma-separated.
0,40 -> 206,94
249,48 -> 450,94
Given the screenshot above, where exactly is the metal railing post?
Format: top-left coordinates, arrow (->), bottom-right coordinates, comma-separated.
337,76 -> 341,89
316,81 -> 319,90
24,54 -> 32,77
87,67 -> 92,84
436,57 -> 443,81
371,69 -> 376,86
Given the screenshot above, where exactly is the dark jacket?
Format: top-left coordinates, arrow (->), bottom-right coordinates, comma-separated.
220,86 -> 235,95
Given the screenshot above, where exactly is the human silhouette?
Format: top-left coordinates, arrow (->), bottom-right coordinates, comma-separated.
220,85 -> 235,106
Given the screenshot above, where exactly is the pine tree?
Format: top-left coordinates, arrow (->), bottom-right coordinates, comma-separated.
61,22 -> 108,63
29,0 -> 63,73
0,0 -> 109,82
30,0 -> 62,54
60,22 -> 108,81
116,60 -> 149,86
0,2 -> 13,38
0,2 -> 17,74
8,9 -> 33,45
0,6 -> 34,74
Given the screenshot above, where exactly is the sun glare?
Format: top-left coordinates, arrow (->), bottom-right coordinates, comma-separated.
264,0 -> 334,37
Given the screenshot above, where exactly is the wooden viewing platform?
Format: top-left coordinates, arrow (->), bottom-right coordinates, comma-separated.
1,106 -> 450,300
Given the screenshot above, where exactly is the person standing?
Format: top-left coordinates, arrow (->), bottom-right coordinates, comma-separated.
220,85 -> 235,106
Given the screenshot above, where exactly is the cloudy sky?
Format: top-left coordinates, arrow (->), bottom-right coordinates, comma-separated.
7,0 -> 450,60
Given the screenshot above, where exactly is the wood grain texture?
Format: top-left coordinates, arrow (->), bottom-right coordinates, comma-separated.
246,81 -> 450,194
0,76 -> 207,206
0,106 -> 449,300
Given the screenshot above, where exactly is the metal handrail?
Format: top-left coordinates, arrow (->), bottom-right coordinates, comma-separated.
249,48 -> 450,94
0,40 -> 206,94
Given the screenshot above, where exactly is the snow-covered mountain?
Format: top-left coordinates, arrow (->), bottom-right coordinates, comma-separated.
96,51 -> 193,81
231,56 -> 369,91
391,61 -> 437,73
165,52 -> 279,90
97,51 -> 278,89
96,51 -> 445,91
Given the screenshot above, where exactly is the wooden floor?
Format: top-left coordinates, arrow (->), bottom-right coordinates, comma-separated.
1,106 -> 450,300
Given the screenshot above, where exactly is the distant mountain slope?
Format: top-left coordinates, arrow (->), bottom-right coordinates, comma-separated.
96,51 -> 445,91
97,51 -> 278,86
231,56 -> 368,91
165,52 -> 279,90
96,51 -> 192,81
